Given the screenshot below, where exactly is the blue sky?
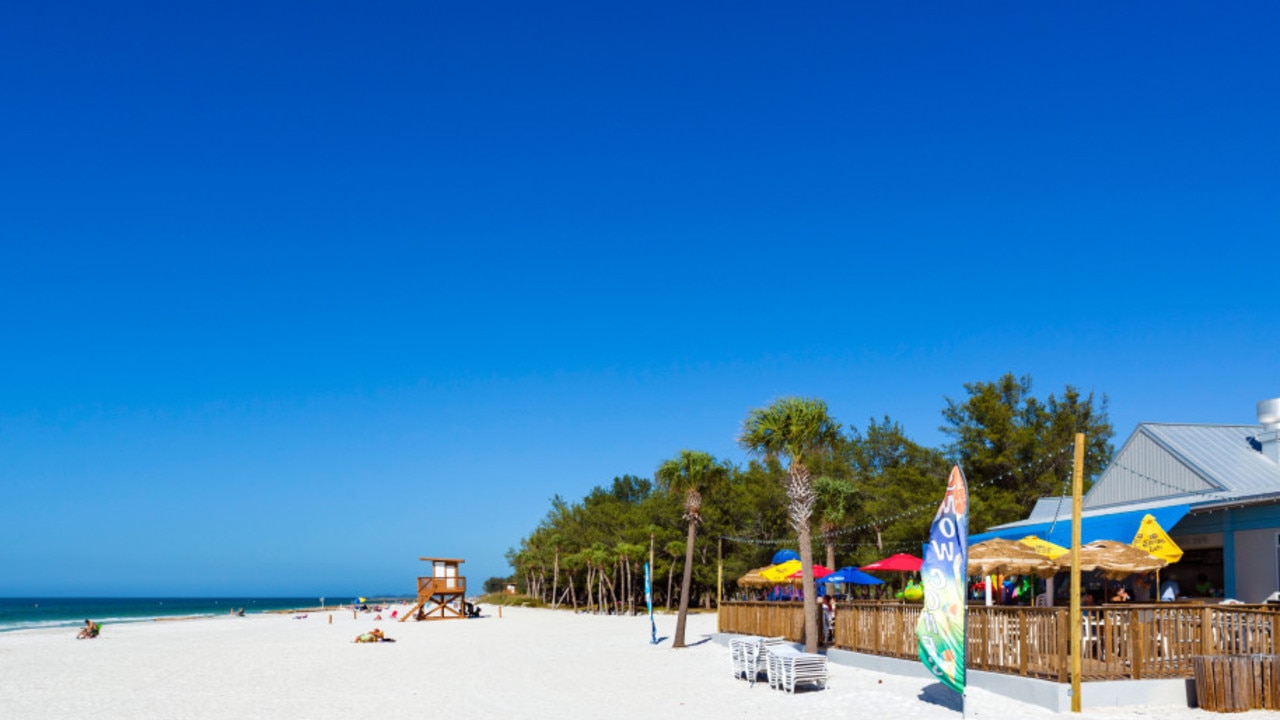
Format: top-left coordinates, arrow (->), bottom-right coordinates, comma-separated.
2,2 -> 1277,597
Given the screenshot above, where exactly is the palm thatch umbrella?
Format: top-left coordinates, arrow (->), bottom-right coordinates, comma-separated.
968,538 -> 1059,578
736,566 -> 777,588
1056,540 -> 1168,580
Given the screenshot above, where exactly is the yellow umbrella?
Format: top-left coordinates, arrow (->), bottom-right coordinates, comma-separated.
1019,535 -> 1069,559
760,560 -> 802,583
1131,513 -> 1183,563
1132,513 -> 1182,599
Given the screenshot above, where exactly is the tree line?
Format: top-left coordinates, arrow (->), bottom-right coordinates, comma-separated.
501,373 -> 1112,650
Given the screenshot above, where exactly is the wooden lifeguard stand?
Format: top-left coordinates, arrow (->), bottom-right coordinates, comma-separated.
402,557 -> 467,622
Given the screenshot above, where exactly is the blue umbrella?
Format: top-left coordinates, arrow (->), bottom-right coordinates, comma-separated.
824,566 -> 884,585
771,549 -> 800,564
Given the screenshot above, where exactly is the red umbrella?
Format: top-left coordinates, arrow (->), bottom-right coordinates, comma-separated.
789,564 -> 834,580
861,553 -> 923,572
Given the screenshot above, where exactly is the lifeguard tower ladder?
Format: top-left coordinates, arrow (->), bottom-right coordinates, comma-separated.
402,557 -> 467,621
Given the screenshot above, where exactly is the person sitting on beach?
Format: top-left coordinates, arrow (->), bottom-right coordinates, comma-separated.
77,620 -> 100,639
354,628 -> 394,643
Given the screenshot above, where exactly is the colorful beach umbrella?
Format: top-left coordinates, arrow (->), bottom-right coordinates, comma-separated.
760,560 -> 802,583
824,567 -> 884,585
789,564 -> 834,581
1131,514 -> 1184,563
1019,535 -> 1069,559
771,549 -> 800,564
862,553 -> 923,572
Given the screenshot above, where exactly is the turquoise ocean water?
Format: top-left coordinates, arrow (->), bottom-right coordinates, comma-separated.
0,597 -> 344,633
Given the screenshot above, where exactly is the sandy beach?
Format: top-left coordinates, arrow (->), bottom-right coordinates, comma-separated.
1,604 -> 1272,720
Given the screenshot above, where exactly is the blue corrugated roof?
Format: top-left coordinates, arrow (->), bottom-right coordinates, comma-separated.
971,503 -> 1191,546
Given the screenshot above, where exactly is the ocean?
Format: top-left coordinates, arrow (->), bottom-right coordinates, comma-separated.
0,597 -> 356,633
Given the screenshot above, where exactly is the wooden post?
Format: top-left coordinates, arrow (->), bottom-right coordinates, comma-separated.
499,605 -> 503,619
1132,608 -> 1145,680
717,537 -> 723,608
1070,432 -> 1085,712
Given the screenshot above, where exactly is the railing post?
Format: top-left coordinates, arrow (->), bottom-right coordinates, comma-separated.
1059,607 -> 1069,683
1203,606 -> 1215,656
873,606 -> 881,655
1131,608 -> 1144,680
1019,609 -> 1029,676
1271,612 -> 1279,655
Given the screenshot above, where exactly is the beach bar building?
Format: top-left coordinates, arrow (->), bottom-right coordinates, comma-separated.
403,557 -> 467,621
718,398 -> 1280,710
974,397 -> 1280,603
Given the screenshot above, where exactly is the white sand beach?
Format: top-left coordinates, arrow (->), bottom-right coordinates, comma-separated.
0,604 -> 1270,720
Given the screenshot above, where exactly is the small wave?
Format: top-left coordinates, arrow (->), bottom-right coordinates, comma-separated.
0,613 -> 218,634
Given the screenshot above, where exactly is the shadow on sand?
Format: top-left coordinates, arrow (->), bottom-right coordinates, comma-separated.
918,682 -> 963,712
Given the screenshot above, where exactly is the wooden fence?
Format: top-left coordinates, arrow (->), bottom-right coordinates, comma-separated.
719,601 -> 1280,682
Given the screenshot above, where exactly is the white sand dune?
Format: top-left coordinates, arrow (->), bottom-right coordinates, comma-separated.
0,605 -> 1260,719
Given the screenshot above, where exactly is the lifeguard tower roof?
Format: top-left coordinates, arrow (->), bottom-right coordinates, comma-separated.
418,557 -> 465,564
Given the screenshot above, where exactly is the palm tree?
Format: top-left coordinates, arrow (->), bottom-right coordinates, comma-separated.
656,449 -> 729,649
740,397 -> 841,653
814,475 -> 858,570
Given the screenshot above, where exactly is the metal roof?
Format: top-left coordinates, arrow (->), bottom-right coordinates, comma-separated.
984,422 -> 1280,535
1085,423 -> 1280,511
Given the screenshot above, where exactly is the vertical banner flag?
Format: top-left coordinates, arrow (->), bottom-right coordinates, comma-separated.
916,466 -> 969,695
645,562 -> 657,644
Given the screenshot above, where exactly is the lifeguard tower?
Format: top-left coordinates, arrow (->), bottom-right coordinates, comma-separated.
402,557 -> 467,621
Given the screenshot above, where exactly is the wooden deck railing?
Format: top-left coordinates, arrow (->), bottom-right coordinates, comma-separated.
718,601 -> 808,643
417,576 -> 466,598
719,601 -> 1280,682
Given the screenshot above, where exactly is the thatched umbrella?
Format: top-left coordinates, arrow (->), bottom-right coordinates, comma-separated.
1056,540 -> 1168,580
736,566 -> 776,588
968,538 -> 1060,579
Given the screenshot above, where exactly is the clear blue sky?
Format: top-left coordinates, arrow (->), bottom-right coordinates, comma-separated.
2,2 -> 1277,597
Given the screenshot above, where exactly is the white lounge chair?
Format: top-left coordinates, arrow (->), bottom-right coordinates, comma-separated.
765,645 -> 828,693
730,636 -> 787,686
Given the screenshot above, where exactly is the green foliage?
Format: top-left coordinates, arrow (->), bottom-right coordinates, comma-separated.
482,576 -> 511,594
844,416 -> 950,566
941,373 -> 1114,532
477,592 -> 546,608
504,374 -> 1113,615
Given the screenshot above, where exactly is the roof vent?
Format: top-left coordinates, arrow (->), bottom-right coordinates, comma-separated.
1259,398 -> 1280,463
1261,398 -> 1280,430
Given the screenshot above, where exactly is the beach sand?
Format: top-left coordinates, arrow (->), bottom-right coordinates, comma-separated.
0,604 -> 1268,720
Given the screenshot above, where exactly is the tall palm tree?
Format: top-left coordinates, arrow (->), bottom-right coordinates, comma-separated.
656,449 -> 729,649
740,397 -> 841,653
